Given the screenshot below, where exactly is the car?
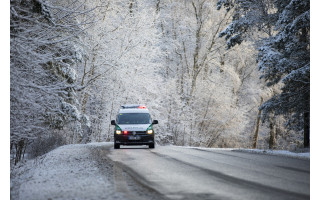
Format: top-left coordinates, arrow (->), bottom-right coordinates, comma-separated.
111,104 -> 158,149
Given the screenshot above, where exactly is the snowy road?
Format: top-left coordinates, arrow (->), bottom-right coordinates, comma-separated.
11,143 -> 309,200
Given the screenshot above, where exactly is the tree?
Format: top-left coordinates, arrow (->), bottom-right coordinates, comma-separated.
217,0 -> 277,49
217,0 -> 310,147
75,0 -> 164,142
10,0 -> 96,163
258,0 -> 310,147
155,0 -> 264,147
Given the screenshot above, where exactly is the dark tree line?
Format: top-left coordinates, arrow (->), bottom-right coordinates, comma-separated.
217,0 -> 310,147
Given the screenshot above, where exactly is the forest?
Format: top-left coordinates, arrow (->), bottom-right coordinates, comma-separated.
10,0 -> 310,164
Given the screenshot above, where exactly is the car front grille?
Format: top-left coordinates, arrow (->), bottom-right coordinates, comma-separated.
127,131 -> 146,135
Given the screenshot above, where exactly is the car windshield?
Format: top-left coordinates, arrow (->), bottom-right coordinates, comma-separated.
117,113 -> 151,124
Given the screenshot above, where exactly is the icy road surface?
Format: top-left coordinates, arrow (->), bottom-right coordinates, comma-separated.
11,143 -> 309,200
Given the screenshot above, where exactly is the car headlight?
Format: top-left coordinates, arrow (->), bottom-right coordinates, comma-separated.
147,129 -> 153,134
116,130 -> 122,135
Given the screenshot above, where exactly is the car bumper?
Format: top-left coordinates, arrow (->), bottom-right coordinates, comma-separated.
114,134 -> 154,145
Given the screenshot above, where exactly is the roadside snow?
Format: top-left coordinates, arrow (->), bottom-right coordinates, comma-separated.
176,145 -> 235,151
234,149 -> 310,160
175,145 -> 310,160
10,143 -> 120,200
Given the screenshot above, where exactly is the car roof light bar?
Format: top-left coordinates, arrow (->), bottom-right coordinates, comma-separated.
121,104 -> 147,109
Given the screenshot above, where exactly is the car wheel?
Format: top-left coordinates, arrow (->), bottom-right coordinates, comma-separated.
149,143 -> 155,149
114,143 -> 120,149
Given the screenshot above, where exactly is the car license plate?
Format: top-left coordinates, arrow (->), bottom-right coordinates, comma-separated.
128,136 -> 141,140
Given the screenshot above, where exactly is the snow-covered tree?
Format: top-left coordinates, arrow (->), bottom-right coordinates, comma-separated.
154,0 -> 266,147
11,0 -> 305,157
258,0 -> 310,147
10,0 -> 96,163
217,0 -> 310,147
75,0 -> 164,142
217,0 -> 277,48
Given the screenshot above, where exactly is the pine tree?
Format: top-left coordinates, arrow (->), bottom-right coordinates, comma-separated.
217,0 -> 310,147
217,0 -> 277,49
258,0 -> 310,147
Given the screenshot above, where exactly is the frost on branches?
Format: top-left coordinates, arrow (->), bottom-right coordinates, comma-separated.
74,0 -> 164,142
217,0 -> 310,147
217,0 -> 277,49
258,0 -> 309,147
153,0 -> 267,148
10,0 -> 96,164
10,0 -> 309,164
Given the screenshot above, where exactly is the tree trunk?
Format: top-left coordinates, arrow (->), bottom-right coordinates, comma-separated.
304,112 -> 310,148
269,114 -> 276,149
129,0 -> 134,14
253,97 -> 263,148
156,0 -> 160,13
14,139 -> 25,165
189,2 -> 203,99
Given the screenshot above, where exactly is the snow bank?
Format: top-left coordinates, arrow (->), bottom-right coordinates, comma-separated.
10,143 -> 118,200
175,145 -> 235,151
175,145 -> 310,160
234,149 -> 310,160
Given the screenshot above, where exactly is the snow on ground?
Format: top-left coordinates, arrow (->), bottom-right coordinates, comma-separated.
175,145 -> 310,160
10,143 -> 121,200
234,148 -> 310,160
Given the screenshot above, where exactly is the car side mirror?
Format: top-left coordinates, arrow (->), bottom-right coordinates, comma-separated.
152,120 -> 158,125
111,120 -> 116,125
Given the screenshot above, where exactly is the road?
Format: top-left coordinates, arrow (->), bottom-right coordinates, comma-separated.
107,145 -> 310,200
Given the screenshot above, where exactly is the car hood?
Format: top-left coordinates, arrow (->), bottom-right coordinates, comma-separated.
117,124 -> 151,131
